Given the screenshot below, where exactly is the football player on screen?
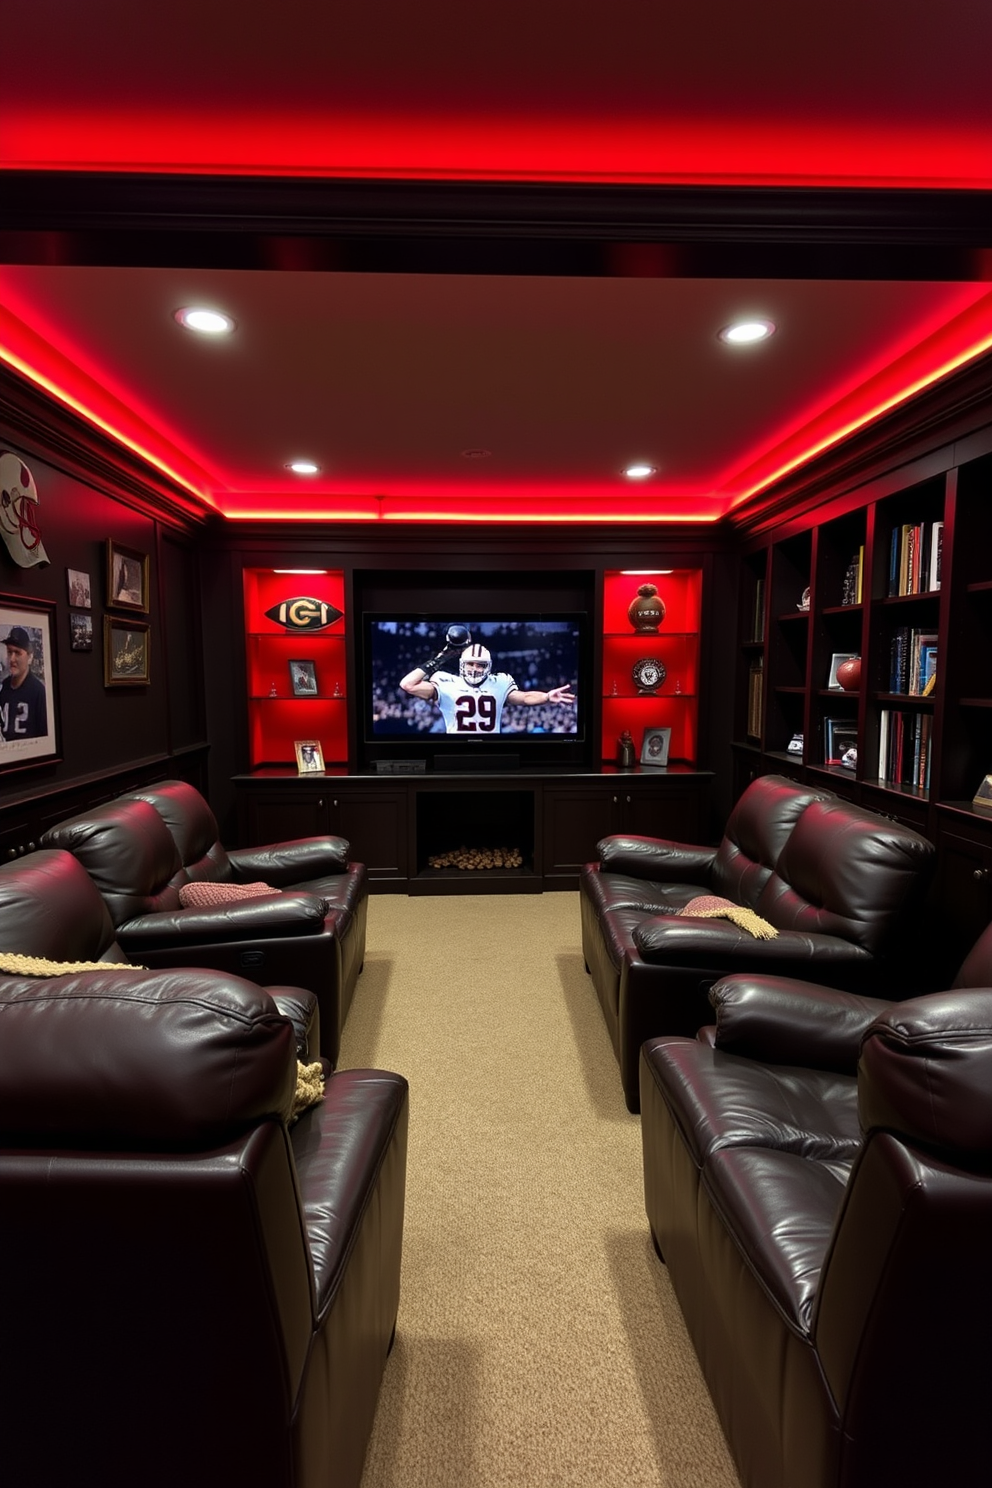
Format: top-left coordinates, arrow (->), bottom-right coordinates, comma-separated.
400,626 -> 576,734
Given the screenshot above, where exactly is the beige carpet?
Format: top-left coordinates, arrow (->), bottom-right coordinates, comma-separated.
338,892 -> 741,1488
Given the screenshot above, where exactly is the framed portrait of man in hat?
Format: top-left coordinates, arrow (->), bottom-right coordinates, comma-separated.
0,595 -> 59,769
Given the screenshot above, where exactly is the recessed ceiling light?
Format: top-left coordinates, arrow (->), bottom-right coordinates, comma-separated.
624,463 -> 657,480
286,460 -> 320,475
174,306 -> 236,334
719,319 -> 776,345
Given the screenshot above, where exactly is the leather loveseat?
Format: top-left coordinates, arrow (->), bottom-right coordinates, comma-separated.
42,778 -> 368,1063
580,772 -> 935,1110
639,921 -> 992,1488
0,953 -> 408,1488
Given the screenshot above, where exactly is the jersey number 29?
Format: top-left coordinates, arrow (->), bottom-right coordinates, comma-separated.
454,693 -> 497,731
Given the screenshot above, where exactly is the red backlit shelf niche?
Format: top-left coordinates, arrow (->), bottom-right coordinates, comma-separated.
601,569 -> 701,764
244,569 -> 348,767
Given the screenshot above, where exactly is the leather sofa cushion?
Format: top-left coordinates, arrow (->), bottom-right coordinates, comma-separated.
756,797 -> 935,953
641,1036 -> 861,1170
43,798 -> 185,926
0,849 -> 125,963
0,970 -> 297,1146
583,866 -> 696,922
710,775 -> 834,909
703,1145 -> 848,1332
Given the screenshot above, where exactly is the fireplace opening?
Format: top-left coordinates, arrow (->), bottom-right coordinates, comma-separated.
415,789 -> 535,877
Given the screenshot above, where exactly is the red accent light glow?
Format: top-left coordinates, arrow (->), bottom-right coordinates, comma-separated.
4,111 -> 992,188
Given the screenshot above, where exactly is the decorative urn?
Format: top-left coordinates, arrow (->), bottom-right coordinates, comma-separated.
627,583 -> 666,633
836,656 -> 862,691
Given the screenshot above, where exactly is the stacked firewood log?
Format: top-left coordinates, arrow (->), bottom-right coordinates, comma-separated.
427,846 -> 523,870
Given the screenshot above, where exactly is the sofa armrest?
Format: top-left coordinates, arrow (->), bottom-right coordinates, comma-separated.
268,986 -> 321,1061
117,891 -> 330,950
632,915 -> 875,970
707,974 -> 895,1073
596,834 -> 716,882
228,836 -> 350,886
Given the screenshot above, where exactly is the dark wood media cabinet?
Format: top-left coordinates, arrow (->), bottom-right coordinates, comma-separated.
233,766 -> 713,894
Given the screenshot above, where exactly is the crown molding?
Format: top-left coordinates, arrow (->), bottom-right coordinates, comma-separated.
0,364 -> 214,532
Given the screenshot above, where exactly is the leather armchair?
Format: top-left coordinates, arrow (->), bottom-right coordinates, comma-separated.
580,773 -> 935,1110
639,921 -> 992,1488
0,961 -> 408,1488
42,780 -> 368,1063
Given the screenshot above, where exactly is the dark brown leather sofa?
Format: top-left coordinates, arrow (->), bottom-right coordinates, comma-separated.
0,848 -> 407,1488
639,921 -> 992,1488
42,778 -> 368,1063
580,773 -> 935,1110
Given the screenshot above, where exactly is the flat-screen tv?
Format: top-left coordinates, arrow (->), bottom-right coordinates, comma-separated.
364,614 -> 587,755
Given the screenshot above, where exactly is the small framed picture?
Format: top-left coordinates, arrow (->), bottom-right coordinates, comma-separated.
827,652 -> 859,690
0,594 -> 60,769
824,717 -> 858,767
106,540 -> 149,613
66,567 -> 92,608
640,725 -> 671,767
289,659 -> 318,696
295,739 -> 325,774
69,611 -> 93,651
104,616 -> 150,686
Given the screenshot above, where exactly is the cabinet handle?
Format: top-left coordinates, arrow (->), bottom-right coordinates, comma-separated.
974,868 -> 989,884
626,795 -> 632,804
613,794 -> 618,804
318,799 -> 324,809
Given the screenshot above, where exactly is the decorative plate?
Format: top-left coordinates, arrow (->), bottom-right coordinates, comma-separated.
632,656 -> 667,694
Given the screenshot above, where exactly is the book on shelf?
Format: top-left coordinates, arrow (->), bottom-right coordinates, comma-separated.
888,627 -> 937,695
746,657 -> 764,738
752,578 -> 765,641
841,546 -> 865,606
878,708 -> 932,790
887,520 -> 943,597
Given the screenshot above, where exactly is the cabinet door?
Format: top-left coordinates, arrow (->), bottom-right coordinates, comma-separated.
543,787 -> 618,879
330,787 -> 408,883
240,787 -> 331,846
618,785 -> 704,841
934,826 -> 992,981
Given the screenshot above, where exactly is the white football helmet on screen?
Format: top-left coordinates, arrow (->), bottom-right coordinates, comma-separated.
459,644 -> 492,686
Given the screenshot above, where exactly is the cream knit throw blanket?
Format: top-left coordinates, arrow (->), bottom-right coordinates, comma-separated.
0,952 -> 140,975
681,895 -> 778,940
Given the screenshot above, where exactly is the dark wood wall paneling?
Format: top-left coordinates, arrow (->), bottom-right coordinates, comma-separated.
0,383 -> 209,849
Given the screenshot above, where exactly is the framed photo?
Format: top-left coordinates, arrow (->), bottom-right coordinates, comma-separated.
640,725 -> 671,767
827,651 -> 859,690
295,739 -> 325,774
824,716 -> 858,768
0,595 -> 60,769
69,611 -> 93,652
106,540 -> 149,613
289,659 -> 319,696
104,616 -> 150,686
66,567 -> 91,608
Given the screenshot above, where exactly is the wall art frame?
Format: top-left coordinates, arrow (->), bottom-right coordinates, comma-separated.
104,615 -> 150,686
0,593 -> 60,769
106,539 -> 149,613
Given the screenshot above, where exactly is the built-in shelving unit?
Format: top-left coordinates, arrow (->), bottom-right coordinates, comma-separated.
732,427 -> 992,976
243,568 -> 348,767
600,569 -> 701,765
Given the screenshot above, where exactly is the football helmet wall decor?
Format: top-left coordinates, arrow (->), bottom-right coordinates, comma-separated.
0,452 -> 49,568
